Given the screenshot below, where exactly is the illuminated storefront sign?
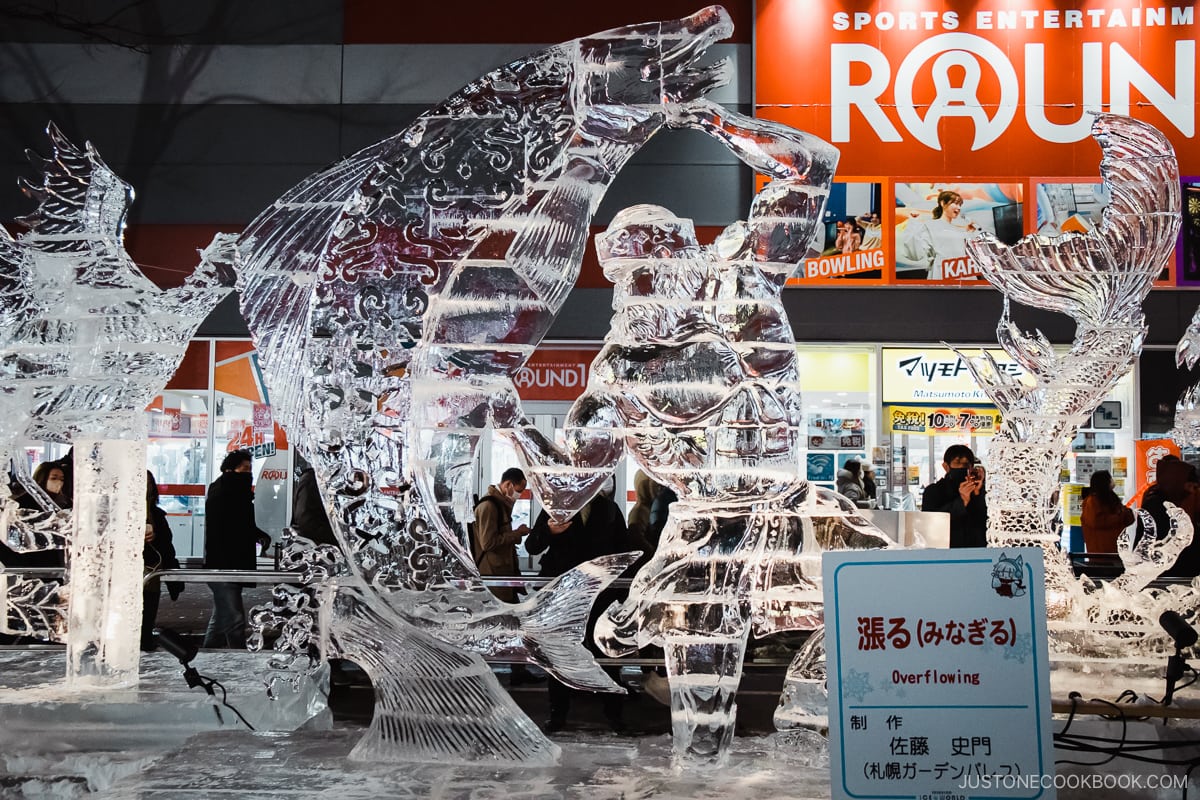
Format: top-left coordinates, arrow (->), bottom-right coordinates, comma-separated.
513,348 -> 600,401
757,0 -> 1195,286
888,404 -> 1002,435
757,0 -> 1197,176
881,347 -> 1027,404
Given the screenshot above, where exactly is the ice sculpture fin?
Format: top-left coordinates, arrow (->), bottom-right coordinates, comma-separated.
966,114 -> 1178,327
1111,505 -> 1193,593
17,123 -> 134,250
1168,380 -> 1200,447
995,300 -> 1057,378
332,586 -> 560,766
235,136 -> 405,434
518,552 -> 640,692
948,342 -> 1029,415
1177,307 -> 1200,369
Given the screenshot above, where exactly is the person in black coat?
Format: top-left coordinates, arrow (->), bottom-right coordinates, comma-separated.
142,471 -> 184,651
290,464 -> 336,546
202,449 -> 269,648
525,488 -> 630,732
921,444 -> 988,548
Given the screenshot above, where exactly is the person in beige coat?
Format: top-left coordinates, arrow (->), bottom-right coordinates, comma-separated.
472,466 -> 542,686
473,467 -> 530,601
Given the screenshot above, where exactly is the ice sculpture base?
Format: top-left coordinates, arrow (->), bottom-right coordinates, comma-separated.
0,649 -> 329,795
74,723 -> 1200,800
91,729 -> 835,798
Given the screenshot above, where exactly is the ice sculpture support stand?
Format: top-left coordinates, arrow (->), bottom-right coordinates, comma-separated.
665,632 -> 748,767
66,435 -> 147,687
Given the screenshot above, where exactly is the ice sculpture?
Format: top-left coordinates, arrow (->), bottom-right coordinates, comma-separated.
1169,308 -> 1200,446
1168,381 -> 1200,447
0,125 -> 232,685
773,630 -> 827,735
506,100 -> 892,766
960,114 -> 1185,657
238,8 -> 734,764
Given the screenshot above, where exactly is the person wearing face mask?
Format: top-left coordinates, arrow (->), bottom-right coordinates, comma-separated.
921,444 -> 988,548
202,449 -> 270,648
0,461 -> 68,570
35,462 -> 71,508
471,466 -> 541,686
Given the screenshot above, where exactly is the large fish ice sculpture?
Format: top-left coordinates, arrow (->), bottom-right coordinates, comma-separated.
238,8 -> 734,763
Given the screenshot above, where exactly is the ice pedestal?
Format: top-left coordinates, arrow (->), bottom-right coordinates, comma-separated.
0,649 -> 329,795
66,437 -> 147,688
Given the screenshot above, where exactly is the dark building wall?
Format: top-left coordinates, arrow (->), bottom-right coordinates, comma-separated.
1,0 -> 1196,354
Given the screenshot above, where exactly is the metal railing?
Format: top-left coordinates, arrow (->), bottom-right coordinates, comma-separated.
139,569 -> 634,591
1,567 -> 798,667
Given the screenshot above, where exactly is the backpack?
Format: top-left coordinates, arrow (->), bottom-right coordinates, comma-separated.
467,494 -> 507,565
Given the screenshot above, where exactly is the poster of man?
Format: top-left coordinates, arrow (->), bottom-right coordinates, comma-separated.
1034,181 -> 1110,237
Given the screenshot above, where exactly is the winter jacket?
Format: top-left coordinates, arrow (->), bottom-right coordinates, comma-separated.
1081,495 -> 1134,554
204,471 -> 268,570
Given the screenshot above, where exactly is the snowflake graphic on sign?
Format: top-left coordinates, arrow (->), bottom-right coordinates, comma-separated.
842,668 -> 873,702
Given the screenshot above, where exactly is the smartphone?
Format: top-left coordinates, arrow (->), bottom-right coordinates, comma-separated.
968,466 -> 983,480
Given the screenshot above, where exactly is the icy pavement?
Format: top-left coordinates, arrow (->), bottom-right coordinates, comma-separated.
0,649 -> 329,797
92,729 -> 832,800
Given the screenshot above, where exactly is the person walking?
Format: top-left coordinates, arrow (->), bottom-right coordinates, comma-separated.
142,471 -> 183,651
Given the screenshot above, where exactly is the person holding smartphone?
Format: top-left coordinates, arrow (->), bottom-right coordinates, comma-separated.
921,444 -> 988,548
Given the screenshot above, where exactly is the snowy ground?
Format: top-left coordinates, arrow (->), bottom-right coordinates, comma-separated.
5,651 -> 1200,798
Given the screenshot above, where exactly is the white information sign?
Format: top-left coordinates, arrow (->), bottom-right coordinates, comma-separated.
824,548 -> 1055,800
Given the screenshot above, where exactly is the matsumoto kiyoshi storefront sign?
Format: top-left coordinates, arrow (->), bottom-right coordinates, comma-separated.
882,347 -> 1027,404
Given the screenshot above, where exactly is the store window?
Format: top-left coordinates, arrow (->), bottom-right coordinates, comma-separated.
145,338 -> 291,561
148,341 -> 212,560
796,347 -> 877,493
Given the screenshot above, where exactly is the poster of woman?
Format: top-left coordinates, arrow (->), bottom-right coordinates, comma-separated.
894,182 -> 1024,283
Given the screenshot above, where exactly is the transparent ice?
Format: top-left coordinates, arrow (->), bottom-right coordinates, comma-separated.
1170,308 -> 1200,447
960,114 -> 1186,659
506,101 -> 893,766
0,125 -> 232,685
238,7 -> 736,764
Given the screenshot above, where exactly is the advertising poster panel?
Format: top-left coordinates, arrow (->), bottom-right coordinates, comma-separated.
1183,179 -> 1200,283
894,181 -> 1024,281
791,179 -> 887,284
756,0 -> 1197,286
